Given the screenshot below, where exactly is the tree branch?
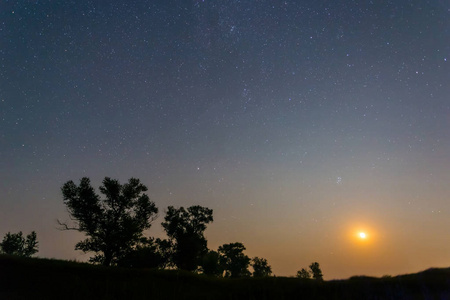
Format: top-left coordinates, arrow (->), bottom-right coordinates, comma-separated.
56,219 -> 80,231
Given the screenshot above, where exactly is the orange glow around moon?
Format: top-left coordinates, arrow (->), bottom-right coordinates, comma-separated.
345,222 -> 379,247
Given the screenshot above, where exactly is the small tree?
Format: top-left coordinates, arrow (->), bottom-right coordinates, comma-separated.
59,177 -> 158,266
309,262 -> 323,281
0,231 -> 38,257
161,205 -> 213,271
218,242 -> 251,278
296,268 -> 311,279
201,250 -> 223,277
251,257 -> 272,277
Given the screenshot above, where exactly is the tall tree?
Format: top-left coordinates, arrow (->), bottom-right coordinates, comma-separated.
309,262 -> 324,281
161,205 -> 213,271
251,257 -> 272,277
218,242 -> 251,278
0,231 -> 38,257
59,177 -> 158,266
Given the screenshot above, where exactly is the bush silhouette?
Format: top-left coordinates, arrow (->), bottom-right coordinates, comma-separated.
117,237 -> 172,269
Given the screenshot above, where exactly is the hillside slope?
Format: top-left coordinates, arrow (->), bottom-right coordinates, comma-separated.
1,255 -> 449,300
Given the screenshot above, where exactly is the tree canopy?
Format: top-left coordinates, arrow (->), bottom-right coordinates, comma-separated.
161,205 -> 213,271
296,268 -> 311,279
218,242 -> 251,278
296,262 -> 324,280
201,250 -> 223,277
0,231 -> 38,257
309,262 -> 324,281
251,257 -> 272,277
59,177 -> 158,266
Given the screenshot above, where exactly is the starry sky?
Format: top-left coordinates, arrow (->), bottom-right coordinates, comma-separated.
1,0 -> 449,279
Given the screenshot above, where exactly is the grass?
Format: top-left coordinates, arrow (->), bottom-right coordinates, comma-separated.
1,254 -> 449,299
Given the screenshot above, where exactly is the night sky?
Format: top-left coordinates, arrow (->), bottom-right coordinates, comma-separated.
1,0 -> 449,279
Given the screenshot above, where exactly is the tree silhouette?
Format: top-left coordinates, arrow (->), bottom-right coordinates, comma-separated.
251,257 -> 272,277
296,268 -> 311,279
201,250 -> 223,277
117,237 -> 172,269
218,242 -> 251,278
161,205 -> 213,271
0,231 -> 38,257
309,262 -> 323,281
59,177 -> 158,266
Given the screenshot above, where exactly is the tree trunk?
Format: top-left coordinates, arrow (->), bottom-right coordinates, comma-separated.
103,251 -> 113,266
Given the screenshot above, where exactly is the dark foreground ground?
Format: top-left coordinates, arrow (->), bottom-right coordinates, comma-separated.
1,255 -> 449,300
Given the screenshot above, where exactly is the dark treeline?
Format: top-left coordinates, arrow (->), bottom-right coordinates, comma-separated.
55,176 -> 313,278
1,176 -> 321,278
0,177 -> 322,280
0,231 -> 38,257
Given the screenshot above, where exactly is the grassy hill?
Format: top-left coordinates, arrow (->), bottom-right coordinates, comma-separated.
1,255 -> 449,300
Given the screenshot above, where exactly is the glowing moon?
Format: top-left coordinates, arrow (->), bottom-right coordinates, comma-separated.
359,232 -> 366,239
